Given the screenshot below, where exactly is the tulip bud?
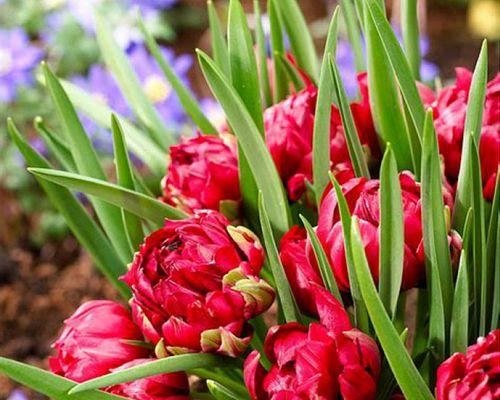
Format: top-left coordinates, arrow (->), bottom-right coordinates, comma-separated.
201,326 -> 252,357
232,278 -> 276,317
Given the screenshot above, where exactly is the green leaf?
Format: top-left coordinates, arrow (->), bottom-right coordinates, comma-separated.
450,250 -> 469,354
69,354 -> 233,394
350,218 -> 434,400
208,0 -> 230,77
259,193 -> 301,323
400,0 -> 420,79
312,7 -> 340,204
7,119 -> 130,299
275,53 -> 306,92
330,173 -> 370,332
28,168 -> 186,224
491,211 -> 500,330
379,145 -> 404,317
60,80 -> 167,177
95,11 -> 172,149
111,115 -> 144,253
197,50 -> 290,236
329,55 -> 370,179
488,173 -> 500,330
275,0 -> 318,81
339,0 -> 365,72
34,117 -> 77,172
0,357 -> 126,400
300,215 -> 343,304
363,3 -> 414,172
43,63 -> 132,266
421,109 -> 453,332
254,0 -> 273,108
427,241 -> 445,367
139,14 -> 218,135
207,380 -> 241,400
268,0 -> 288,102
453,40 -> 488,232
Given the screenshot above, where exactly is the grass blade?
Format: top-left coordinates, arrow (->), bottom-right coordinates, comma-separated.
43,63 -> 132,266
379,145 -> 404,317
197,50 -> 290,236
7,119 -> 130,299
450,251 -> 469,354
312,7 -> 339,204
453,40 -> 488,232
259,193 -> 301,323
139,14 -> 217,135
0,357 -> 126,400
329,55 -> 370,178
111,115 -> 144,253
95,11 -> 172,149
28,168 -> 186,224
268,0 -> 288,102
300,215 -> 343,305
254,0 -> 273,108
60,79 -> 166,177
275,0 -> 318,81
208,0 -> 230,77
400,0 -> 420,79
350,218 -> 434,400
69,354 -> 234,394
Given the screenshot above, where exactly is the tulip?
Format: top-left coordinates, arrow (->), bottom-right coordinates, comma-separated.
122,210 -> 274,357
49,300 -> 150,382
421,68 -> 500,200
315,172 -> 460,292
436,329 -> 500,400
161,134 -> 240,216
264,73 -> 380,201
244,285 -> 380,400
107,359 -> 190,400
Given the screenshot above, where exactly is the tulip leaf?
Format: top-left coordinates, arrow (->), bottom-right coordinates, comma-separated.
312,7 -> 339,204
421,110 -> 453,332
7,120 -> 130,299
258,193 -> 301,324
275,0 -> 318,81
69,354 -> 235,394
34,117 -> 77,172
111,115 -> 145,254
488,173 -> 500,331
329,55 -> 370,179
139,15 -> 217,135
350,218 -> 434,400
300,215 -> 343,305
450,251 -> 469,354
400,0 -> 420,79
340,0 -> 365,72
59,80 -> 166,177
268,0 -> 288,102
95,11 -> 173,149
0,357 -> 126,400
208,0 -> 230,77
190,369 -> 248,399
330,173 -> 370,332
379,145 -> 404,318
453,40 -> 488,232
43,63 -> 132,266
363,2 -> 414,172
274,53 -> 305,92
254,0 -> 273,108
198,50 -> 290,236
207,380 -> 241,400
28,168 -> 186,224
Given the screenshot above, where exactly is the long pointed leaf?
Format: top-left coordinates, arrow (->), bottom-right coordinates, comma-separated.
488,172 -> 500,330
400,0 -> 420,79
7,119 -> 130,298
340,0 -> 365,72
254,0 -> 273,108
268,0 -> 288,102
450,251 -> 469,354
208,0 -> 230,77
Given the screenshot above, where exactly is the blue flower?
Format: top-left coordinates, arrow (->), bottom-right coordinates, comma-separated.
0,28 -> 43,103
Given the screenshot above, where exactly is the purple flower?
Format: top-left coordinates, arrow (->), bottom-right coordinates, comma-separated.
7,390 -> 28,400
0,28 -> 43,103
129,0 -> 177,12
128,45 -> 192,130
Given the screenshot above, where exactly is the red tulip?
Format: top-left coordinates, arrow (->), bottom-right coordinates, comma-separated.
49,300 -> 150,383
436,329 -> 500,400
264,73 -> 380,201
244,285 -> 380,400
421,68 -> 500,200
161,134 -> 240,216
122,210 -> 274,357
315,172 -> 460,292
107,359 -> 190,400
